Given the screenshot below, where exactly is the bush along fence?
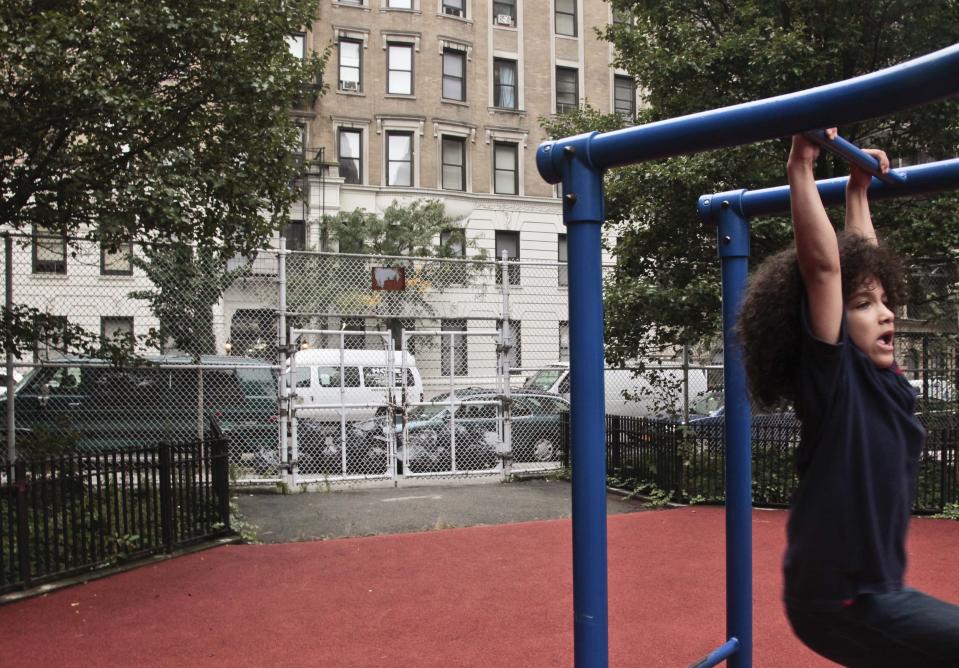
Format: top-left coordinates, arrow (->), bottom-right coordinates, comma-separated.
0,438 -> 232,595
560,412 -> 959,513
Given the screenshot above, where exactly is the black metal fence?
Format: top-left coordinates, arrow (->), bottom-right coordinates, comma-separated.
560,412 -> 959,513
0,439 -> 232,594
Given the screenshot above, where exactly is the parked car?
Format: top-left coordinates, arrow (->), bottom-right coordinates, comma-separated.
3,355 -> 276,455
394,389 -> 570,473
289,348 -> 423,422
522,362 -> 708,418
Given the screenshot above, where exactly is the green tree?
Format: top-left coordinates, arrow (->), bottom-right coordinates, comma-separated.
0,0 -> 327,358
543,2 -> 959,365
129,244 -> 249,357
287,199 -> 491,321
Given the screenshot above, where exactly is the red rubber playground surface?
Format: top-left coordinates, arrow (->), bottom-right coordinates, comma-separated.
3,506 -> 959,667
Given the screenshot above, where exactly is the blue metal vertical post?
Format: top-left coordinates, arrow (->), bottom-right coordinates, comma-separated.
553,140 -> 609,667
715,194 -> 752,668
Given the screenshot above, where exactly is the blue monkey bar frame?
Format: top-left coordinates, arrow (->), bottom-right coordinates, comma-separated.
535,43 -> 959,668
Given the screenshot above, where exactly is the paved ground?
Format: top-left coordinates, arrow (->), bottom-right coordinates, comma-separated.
235,477 -> 651,542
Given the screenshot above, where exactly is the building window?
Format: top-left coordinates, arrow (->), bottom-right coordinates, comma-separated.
441,319 -> 468,376
338,128 -> 362,184
493,142 -> 518,195
556,67 -> 578,114
32,226 -> 66,274
614,75 -> 635,120
338,39 -> 362,92
342,317 -> 365,350
442,0 -> 464,17
559,321 -> 570,362
387,43 -> 413,95
388,0 -> 412,7
441,136 -> 466,191
101,242 -> 133,276
101,317 -> 134,344
285,220 -> 306,251
497,319 -> 521,368
555,0 -> 576,36
493,0 -> 515,25
440,228 -> 466,257
558,233 -> 568,287
442,49 -> 466,101
386,131 -> 413,186
493,58 -> 517,109
287,33 -> 306,59
495,230 -> 520,285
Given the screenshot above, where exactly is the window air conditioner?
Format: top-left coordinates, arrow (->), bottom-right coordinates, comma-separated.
495,14 -> 513,26
340,80 -> 359,92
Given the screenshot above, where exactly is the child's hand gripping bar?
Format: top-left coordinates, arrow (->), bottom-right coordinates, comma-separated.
802,130 -> 908,185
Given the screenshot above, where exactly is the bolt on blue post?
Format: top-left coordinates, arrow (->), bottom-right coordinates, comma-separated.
541,138 -> 609,667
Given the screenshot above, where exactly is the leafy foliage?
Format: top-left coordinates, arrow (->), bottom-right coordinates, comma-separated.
544,2 -> 959,364
129,244 -> 250,357
287,200 -> 491,319
0,0 -> 327,358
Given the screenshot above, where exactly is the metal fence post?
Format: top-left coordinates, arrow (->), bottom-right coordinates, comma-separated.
277,238 -> 292,486
499,250 -> 513,480
213,438 -> 231,530
15,460 -> 30,587
5,234 -> 14,465
158,443 -> 175,552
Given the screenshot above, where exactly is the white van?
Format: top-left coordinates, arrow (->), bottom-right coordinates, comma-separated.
522,362 -> 707,418
290,349 -> 424,421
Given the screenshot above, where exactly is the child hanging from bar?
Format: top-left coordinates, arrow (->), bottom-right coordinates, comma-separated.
736,129 -> 959,667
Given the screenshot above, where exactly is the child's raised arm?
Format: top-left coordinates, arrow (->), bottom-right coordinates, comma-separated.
788,131 -> 843,344
845,148 -> 889,244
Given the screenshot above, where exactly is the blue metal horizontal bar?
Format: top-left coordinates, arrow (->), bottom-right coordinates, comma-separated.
698,158 -> 959,222
689,638 -> 741,668
537,43 -> 959,183
802,130 -> 907,185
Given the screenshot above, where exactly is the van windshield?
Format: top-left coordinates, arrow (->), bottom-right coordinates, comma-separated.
523,368 -> 564,391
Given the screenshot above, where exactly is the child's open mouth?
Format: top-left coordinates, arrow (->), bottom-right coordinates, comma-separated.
878,331 -> 894,349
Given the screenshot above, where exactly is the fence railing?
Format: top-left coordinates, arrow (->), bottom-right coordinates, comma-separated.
561,412 -> 959,513
0,438 -> 231,594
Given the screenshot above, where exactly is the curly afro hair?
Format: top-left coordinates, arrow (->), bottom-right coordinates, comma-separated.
735,234 -> 907,410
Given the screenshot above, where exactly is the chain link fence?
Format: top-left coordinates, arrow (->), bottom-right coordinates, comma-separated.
3,232 -> 954,490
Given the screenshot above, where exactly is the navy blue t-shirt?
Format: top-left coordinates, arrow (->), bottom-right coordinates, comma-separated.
783,298 -> 925,611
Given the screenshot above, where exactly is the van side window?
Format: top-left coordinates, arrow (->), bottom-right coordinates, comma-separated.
363,367 -> 417,388
293,366 -> 311,388
316,366 -> 360,388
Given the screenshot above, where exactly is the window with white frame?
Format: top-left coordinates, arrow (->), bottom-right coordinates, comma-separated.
387,43 -> 413,95
388,0 -> 412,7
285,220 -> 306,251
101,317 -> 134,343
555,0 -> 576,36
32,225 -> 66,274
440,228 -> 466,257
287,33 -> 306,59
556,66 -> 578,114
493,141 -> 518,195
559,321 -> 569,361
386,131 -> 414,186
614,75 -> 635,120
493,0 -> 515,25
493,58 -> 517,109
441,319 -> 468,376
101,242 -> 133,276
558,233 -> 568,286
495,230 -> 520,285
442,0 -> 464,17
338,128 -> 363,184
442,49 -> 466,101
338,39 -> 362,92
441,136 -> 466,191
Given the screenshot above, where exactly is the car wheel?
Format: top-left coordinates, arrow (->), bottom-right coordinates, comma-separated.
532,438 -> 557,461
